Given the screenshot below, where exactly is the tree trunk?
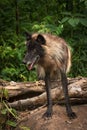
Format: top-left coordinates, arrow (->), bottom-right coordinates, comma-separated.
15,0 -> 19,35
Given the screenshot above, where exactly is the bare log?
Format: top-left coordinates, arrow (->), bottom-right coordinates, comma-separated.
0,80 -> 45,98
0,77 -> 85,98
8,77 -> 87,109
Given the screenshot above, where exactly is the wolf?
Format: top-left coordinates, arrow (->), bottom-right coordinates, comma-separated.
23,32 -> 76,119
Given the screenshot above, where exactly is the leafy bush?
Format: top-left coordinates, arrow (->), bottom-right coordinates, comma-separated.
0,0 -> 87,81
68,36 -> 87,77
0,35 -> 37,81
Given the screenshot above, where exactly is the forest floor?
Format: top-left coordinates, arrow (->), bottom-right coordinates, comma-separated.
0,77 -> 87,130
15,104 -> 87,130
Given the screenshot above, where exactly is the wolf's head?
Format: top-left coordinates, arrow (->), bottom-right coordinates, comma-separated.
23,32 -> 46,70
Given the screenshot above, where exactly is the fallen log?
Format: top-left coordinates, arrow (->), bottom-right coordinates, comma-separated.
0,80 -> 45,98
7,77 -> 87,109
0,77 -> 86,98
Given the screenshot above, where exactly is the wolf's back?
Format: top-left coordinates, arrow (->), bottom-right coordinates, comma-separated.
32,33 -> 71,78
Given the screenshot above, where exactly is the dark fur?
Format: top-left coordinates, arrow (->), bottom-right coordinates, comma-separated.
23,32 -> 77,119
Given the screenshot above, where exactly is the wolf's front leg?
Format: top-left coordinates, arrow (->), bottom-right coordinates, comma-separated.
43,73 -> 53,118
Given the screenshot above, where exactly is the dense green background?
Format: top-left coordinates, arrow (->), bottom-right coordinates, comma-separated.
0,0 -> 87,81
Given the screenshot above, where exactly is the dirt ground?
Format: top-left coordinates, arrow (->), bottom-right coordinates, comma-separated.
15,104 -> 87,130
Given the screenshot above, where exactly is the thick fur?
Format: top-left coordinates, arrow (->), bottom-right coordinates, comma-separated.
31,33 -> 71,79
23,33 -> 76,119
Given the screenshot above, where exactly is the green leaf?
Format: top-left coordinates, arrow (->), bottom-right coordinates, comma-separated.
61,12 -> 71,16
3,88 -> 8,99
11,108 -> 17,115
20,126 -> 30,130
61,17 -> 69,23
85,1 -> 87,7
6,120 -> 17,127
68,18 -> 79,27
56,24 -> 63,35
1,108 -> 7,115
80,18 -> 87,27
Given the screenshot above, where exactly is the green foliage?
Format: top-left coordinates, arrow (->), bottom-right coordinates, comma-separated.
0,0 -> 87,81
61,12 -> 87,27
6,120 -> 17,127
20,126 -> 30,130
0,99 -> 18,129
0,34 -> 37,81
0,89 -> 31,129
1,88 -> 9,100
31,17 -> 64,35
0,36 -> 26,81
0,89 -> 18,130
68,36 -> 87,77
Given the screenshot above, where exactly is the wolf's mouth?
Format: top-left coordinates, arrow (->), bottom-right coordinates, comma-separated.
27,55 -> 40,70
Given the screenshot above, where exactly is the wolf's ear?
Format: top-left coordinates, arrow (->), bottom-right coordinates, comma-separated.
36,34 -> 46,45
25,32 -> 31,41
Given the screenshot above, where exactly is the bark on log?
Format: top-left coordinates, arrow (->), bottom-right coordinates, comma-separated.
7,77 -> 87,109
0,77 -> 87,110
0,77 -> 86,97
